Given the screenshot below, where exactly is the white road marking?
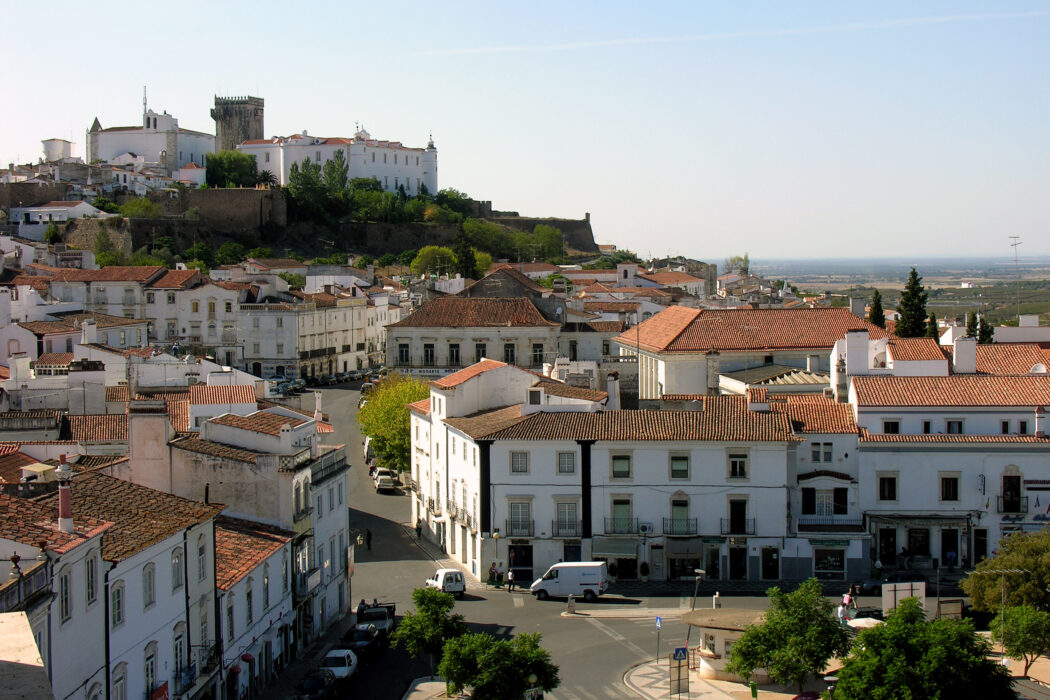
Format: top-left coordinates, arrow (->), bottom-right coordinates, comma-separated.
586,618 -> 651,658
514,594 -> 524,608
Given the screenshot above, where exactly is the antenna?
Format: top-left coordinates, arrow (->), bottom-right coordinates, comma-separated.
1009,235 -> 1022,322
143,86 -> 147,115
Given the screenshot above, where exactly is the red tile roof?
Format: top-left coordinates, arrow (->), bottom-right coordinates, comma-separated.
430,359 -> 509,389
771,395 -> 857,434
34,353 -> 74,366
146,269 -> 200,289
214,516 -> 293,590
0,451 -> 39,484
615,307 -> 890,354
246,258 -> 307,270
68,415 -> 128,442
407,398 -> 431,414
637,271 -> 703,286
583,301 -> 642,313
888,338 -> 947,362
858,428 -> 1050,444
168,400 -> 190,432
534,380 -> 607,402
209,411 -> 307,436
190,385 -> 256,406
975,344 -> 1050,375
852,375 -> 1050,407
169,437 -> 262,463
489,262 -> 561,275
25,265 -> 166,283
465,267 -> 547,294
0,492 -> 111,554
388,297 -> 559,329
105,386 -> 130,402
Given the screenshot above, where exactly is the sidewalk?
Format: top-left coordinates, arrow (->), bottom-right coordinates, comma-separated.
624,658 -> 822,700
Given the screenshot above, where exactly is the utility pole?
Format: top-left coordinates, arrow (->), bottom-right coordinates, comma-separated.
1009,236 -> 1022,322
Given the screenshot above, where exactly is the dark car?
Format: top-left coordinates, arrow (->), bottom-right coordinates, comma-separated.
342,623 -> 383,658
296,668 -> 335,699
851,606 -> 884,620
858,571 -> 927,596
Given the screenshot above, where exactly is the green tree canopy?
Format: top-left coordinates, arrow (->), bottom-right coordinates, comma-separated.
44,223 -> 61,244
287,158 -> 326,222
868,289 -> 886,328
256,170 -> 278,188
247,246 -> 274,259
992,605 -> 1050,675
473,250 -> 492,278
92,196 -> 119,213
205,150 -> 258,188
355,254 -> 374,268
925,313 -> 939,338
725,578 -> 850,692
435,188 -> 473,218
896,267 -> 929,338
215,241 -> 246,266
410,245 -> 457,276
725,252 -> 750,275
440,632 -> 560,700
391,587 -> 467,673
183,242 -> 214,267
963,530 -> 1050,611
452,235 -> 477,279
321,149 -> 349,200
278,271 -> 305,290
966,311 -> 979,338
532,224 -> 564,261
397,249 -> 418,267
835,597 -> 1013,700
377,253 -> 396,268
978,316 -> 995,344
356,375 -> 429,471
118,197 -> 163,218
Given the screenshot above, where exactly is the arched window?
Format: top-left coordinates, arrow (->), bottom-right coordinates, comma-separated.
142,563 -> 156,609
110,580 -> 125,627
197,535 -> 207,581
143,641 -> 158,692
58,566 -> 72,622
88,682 -> 103,700
225,301 -> 232,313
208,300 -> 216,314
111,662 -> 127,700
173,622 -> 187,675
245,577 -> 254,625
86,554 -> 97,604
191,300 -> 199,313
171,549 -> 184,591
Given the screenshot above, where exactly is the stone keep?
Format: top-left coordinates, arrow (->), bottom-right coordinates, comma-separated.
211,96 -> 265,152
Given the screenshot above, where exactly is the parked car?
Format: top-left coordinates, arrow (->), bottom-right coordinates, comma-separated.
425,568 -> 466,599
373,468 -> 399,486
357,602 -> 397,637
296,669 -> 335,699
857,571 -> 927,596
321,649 -> 359,681
375,475 -> 397,493
360,381 -> 377,395
850,606 -> 884,620
342,624 -> 383,658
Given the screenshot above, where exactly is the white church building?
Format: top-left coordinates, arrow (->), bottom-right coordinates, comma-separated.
86,99 -> 215,175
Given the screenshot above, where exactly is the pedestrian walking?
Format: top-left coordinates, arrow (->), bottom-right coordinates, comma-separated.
487,562 -> 497,586
357,599 -> 366,621
946,549 -> 957,573
497,562 -> 505,588
416,518 -> 423,541
837,603 -> 847,627
366,529 -> 372,551
842,589 -> 851,609
507,569 -> 515,592
848,584 -> 859,609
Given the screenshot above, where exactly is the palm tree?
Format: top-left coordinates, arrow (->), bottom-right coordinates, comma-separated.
257,170 -> 278,188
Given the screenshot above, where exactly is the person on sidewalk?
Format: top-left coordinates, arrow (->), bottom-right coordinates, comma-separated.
357,599 -> 366,621
487,562 -> 497,586
838,603 -> 847,627
365,529 -> 372,551
506,569 -> 515,592
415,518 -> 423,541
497,562 -> 505,588
947,549 -> 957,573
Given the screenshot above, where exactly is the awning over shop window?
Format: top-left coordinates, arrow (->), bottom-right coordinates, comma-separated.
591,536 -> 638,557
867,514 -> 970,527
664,538 -> 702,557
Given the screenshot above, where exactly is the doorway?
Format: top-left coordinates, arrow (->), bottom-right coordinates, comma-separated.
1002,475 -> 1022,512
729,547 -> 747,580
252,362 -> 262,376
563,542 -> 581,562
729,500 -> 748,534
973,529 -> 988,563
761,547 -> 779,580
879,528 -> 897,566
908,528 -> 930,557
704,545 -> 721,580
509,544 -> 534,583
649,545 -> 665,581
940,529 -> 959,568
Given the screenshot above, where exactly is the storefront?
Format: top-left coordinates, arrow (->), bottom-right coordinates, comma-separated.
591,536 -> 638,579
664,537 -> 702,580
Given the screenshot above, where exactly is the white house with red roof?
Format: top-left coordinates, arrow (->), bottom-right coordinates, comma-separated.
9,201 -> 109,240
174,161 -> 206,186
236,126 -> 437,194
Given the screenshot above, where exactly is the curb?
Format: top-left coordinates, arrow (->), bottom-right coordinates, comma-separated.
622,659 -> 655,699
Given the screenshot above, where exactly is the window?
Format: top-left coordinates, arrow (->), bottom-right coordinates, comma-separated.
397,343 -> 410,363
728,453 -> 748,479
941,476 -> 960,501
670,455 -> 689,479
253,317 -> 260,328
173,629 -> 185,675
509,501 -> 531,535
602,340 -> 611,355
199,607 -> 208,649
557,452 -> 576,474
316,495 -> 323,518
253,343 -> 260,354
316,150 -> 321,162
144,645 -> 157,696
475,343 -> 486,363
86,556 -> 97,605
294,483 -> 302,513
171,550 -> 184,591
146,292 -> 155,304
226,597 -> 235,640
276,317 -> 283,328
119,330 -> 126,345
191,301 -> 199,313
276,343 -> 284,354
282,551 -> 289,593
611,455 -> 632,479
511,451 -> 529,473
556,502 -> 578,535
143,564 -> 156,609
448,343 -> 460,366
197,535 -> 206,581
1002,420 -> 1010,435
328,486 -> 334,512
810,442 -> 832,462
423,343 -> 435,366
225,301 -> 232,313
111,582 -> 124,626
946,420 -> 963,434
879,475 -> 897,501
59,568 -> 72,622
531,343 -> 544,366
813,548 -> 845,581
112,666 -> 127,700
883,420 -> 900,434
246,580 -> 254,625
923,420 -> 932,434
503,343 -> 516,365
1020,421 -> 1029,435
265,152 -> 270,163
207,301 -> 216,314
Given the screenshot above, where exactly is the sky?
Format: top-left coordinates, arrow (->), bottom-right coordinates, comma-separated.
2,2 -> 1047,261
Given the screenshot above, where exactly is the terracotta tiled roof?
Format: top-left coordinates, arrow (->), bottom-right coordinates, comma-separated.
8,275 -> 50,292
80,343 -> 154,358
443,405 -> 529,439
25,265 -> 166,283
534,380 -> 607,402
0,410 -> 62,422
170,437 -> 262,463
34,353 -> 73,366
407,398 -> 431,414
577,321 -> 625,333
583,301 -> 642,312
68,454 -> 129,473
388,297 -> 559,329
975,344 -> 1050,375
858,428 -> 1050,444
430,358 -> 509,389
477,397 -> 799,442
0,451 -> 39,484
209,411 -> 307,436
190,385 -> 256,405
246,258 -> 306,270
489,262 -> 561,275
215,516 -> 293,590
660,394 -> 708,402
614,306 -> 889,354
18,320 -> 80,336
770,395 -> 858,434
852,375 -> 1050,407
168,400 -> 190,431
36,472 -> 224,562
146,269 -> 200,289
637,271 -> 703,285
105,386 -> 130,402
255,399 -> 326,422
0,492 -> 111,554
68,415 -> 128,442
465,267 -> 547,294
888,337 -> 947,362
51,312 -> 147,329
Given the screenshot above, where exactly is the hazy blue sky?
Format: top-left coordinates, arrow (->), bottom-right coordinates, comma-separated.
2,2 -> 1047,260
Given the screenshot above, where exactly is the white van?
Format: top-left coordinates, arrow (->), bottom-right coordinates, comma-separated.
530,561 -> 609,601
425,568 -> 466,598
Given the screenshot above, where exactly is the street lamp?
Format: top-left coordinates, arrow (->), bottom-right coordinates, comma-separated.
685,569 -> 706,646
825,675 -> 839,699
972,568 -> 1030,665
525,672 -> 540,700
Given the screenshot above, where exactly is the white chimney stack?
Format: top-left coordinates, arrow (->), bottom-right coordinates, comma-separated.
952,336 -> 977,374
57,454 -> 74,534
1037,407 -> 1046,439
605,372 -> 621,411
314,391 -> 323,423
81,319 -> 97,345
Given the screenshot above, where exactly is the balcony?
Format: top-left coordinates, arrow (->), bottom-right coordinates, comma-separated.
998,496 -> 1029,514
296,567 -> 321,600
447,499 -> 457,519
408,477 -> 419,492
721,518 -> 756,536
505,519 -> 535,537
428,497 -> 442,516
173,662 -> 197,695
196,642 -> 220,674
797,515 -> 865,533
552,520 -> 581,538
662,518 -> 698,536
293,505 -> 314,524
605,517 -> 639,535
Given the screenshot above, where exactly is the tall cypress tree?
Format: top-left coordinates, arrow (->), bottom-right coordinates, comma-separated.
966,311 -> 978,338
868,289 -> 886,328
925,313 -> 939,338
896,268 -> 929,337
977,316 -> 995,344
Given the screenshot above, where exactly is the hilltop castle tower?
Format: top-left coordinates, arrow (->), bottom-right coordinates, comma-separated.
211,95 -> 264,152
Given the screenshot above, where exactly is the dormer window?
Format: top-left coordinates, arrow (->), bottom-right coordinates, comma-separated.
528,389 -> 542,406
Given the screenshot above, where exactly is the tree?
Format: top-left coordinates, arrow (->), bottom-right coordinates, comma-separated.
247,247 -> 274,259
215,241 -> 246,265
966,311 -> 979,338
868,289 -> 886,328
94,229 -> 114,256
435,188 -> 473,218
92,196 -> 119,213
390,587 -> 467,673
118,197 -> 162,218
43,223 -> 61,244
397,249 -> 418,267
992,606 -> 1050,675
154,236 -> 175,253
978,316 -> 995,344
725,253 -> 750,275
440,632 -> 560,700
356,375 -> 429,471
725,578 -> 850,692
835,598 -> 1013,700
963,530 -> 1050,612
355,254 -> 374,268
473,250 -> 492,278
256,170 -> 278,188
377,253 -> 396,268
532,224 -> 564,261
410,245 -> 457,276
183,242 -> 214,267
322,149 -> 349,201
286,159 -> 326,222
278,272 -> 306,290
925,313 -> 939,338
896,267 -> 929,338
205,150 -> 258,188
452,235 -> 476,279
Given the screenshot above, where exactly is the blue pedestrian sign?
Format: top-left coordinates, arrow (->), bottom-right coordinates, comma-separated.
673,647 -> 688,661
655,616 -> 662,629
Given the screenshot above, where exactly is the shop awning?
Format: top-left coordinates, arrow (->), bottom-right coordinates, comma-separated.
591,536 -> 638,557
866,514 -> 970,527
664,538 -> 702,557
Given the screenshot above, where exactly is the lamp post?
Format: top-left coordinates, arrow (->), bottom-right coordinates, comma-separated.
972,568 -> 1029,665
825,675 -> 839,699
685,569 -> 706,646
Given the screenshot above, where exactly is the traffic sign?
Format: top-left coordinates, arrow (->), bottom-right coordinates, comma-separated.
673,647 -> 687,661
655,616 -> 662,629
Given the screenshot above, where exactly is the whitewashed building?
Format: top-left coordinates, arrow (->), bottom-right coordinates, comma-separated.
87,107 -> 215,175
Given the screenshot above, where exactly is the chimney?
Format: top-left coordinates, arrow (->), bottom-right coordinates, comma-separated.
1037,407 -> 1046,439
81,319 -> 97,345
314,391 -> 323,423
849,297 -> 866,317
952,336 -> 977,374
57,454 -> 73,534
542,362 -> 553,378
605,371 -> 621,411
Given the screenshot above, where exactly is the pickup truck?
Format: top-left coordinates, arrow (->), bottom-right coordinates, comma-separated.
356,602 -> 396,638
